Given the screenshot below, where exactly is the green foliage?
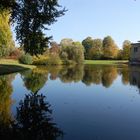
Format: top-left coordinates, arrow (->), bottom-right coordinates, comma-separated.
60,38 -> 73,47
60,39 -> 85,64
59,65 -> 84,83
82,37 -> 94,51
71,42 -> 85,63
0,9 -> 14,57
88,39 -> 103,60
122,40 -> 131,60
12,0 -> 66,55
0,0 -> 16,10
33,54 -> 62,65
19,53 -> 33,65
33,55 -> 49,65
60,51 -> 68,60
82,37 -> 94,59
103,36 -> 118,59
22,70 -> 48,93
47,54 -> 62,65
117,49 -> 123,60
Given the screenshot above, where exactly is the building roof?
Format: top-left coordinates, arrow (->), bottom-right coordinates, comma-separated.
131,42 -> 140,47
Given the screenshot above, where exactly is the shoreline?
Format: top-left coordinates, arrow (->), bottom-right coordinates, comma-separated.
0,59 -> 36,75
0,59 -> 129,75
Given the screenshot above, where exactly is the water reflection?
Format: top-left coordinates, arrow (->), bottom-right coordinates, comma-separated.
129,66 -> 140,90
21,69 -> 48,93
1,65 -> 140,139
19,65 -> 140,89
26,65 -> 131,88
0,74 -> 15,129
0,74 -> 63,140
14,91 -> 63,140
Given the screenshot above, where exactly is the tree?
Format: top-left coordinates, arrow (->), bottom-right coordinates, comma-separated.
50,41 -> 60,55
103,36 -> 118,59
82,37 -> 94,59
60,38 -> 73,61
88,39 -> 103,60
12,0 -> 66,55
60,39 -> 85,64
60,38 -> 73,47
122,40 -> 131,60
117,49 -> 123,60
0,0 -> 16,10
72,42 -> 85,63
0,8 -> 14,57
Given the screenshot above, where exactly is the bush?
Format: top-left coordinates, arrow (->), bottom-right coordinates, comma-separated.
33,54 -> 62,65
19,53 -> 33,65
47,54 -> 62,65
33,55 -> 49,65
7,48 -> 24,59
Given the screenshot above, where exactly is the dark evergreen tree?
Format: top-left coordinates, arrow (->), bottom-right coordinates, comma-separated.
12,0 -> 66,55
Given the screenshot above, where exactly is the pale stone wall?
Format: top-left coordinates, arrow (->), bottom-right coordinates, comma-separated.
130,43 -> 140,61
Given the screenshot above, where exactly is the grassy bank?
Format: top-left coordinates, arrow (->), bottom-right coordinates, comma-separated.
84,60 -> 128,65
0,59 -> 36,75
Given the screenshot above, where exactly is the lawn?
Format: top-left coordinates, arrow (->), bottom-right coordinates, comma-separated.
0,59 -> 36,75
84,60 -> 129,65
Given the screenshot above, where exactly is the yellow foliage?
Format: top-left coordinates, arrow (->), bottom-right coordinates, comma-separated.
0,9 -> 14,57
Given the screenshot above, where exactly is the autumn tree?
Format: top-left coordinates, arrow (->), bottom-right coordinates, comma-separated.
103,36 -> 118,59
88,39 -> 103,60
60,39 -> 85,64
122,40 -> 131,60
0,8 -> 14,57
12,0 -> 66,55
60,38 -> 73,47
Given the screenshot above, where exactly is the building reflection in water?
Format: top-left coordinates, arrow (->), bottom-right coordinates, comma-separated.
129,66 -> 140,92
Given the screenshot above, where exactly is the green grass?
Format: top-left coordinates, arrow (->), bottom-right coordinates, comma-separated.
84,60 -> 128,65
0,59 -> 36,75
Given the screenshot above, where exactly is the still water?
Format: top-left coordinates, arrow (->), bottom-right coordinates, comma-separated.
0,64 -> 140,140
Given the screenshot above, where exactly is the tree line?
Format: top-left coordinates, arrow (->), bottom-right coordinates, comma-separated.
82,36 -> 131,60
0,1 -> 131,65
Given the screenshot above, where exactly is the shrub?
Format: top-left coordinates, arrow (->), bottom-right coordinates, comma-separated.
7,48 -> 24,59
33,54 -> 62,65
19,53 -> 33,65
47,54 -> 62,65
33,55 -> 49,65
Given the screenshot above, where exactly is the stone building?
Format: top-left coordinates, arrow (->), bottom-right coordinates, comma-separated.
130,42 -> 140,64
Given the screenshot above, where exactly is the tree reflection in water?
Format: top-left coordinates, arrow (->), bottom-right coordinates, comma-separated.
0,90 -> 63,140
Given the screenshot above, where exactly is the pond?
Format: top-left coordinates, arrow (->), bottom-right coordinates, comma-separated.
0,64 -> 140,140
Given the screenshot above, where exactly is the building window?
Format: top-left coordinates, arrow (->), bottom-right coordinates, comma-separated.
134,47 -> 138,53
